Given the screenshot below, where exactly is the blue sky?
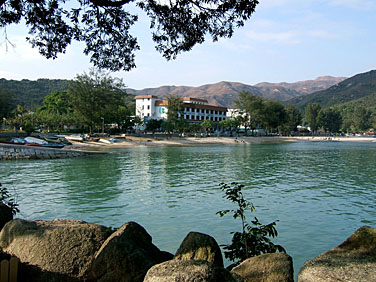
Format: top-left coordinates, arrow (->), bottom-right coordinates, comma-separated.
1,0 -> 375,89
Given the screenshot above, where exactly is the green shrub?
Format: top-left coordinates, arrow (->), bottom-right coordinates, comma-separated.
0,183 -> 19,216
217,182 -> 285,266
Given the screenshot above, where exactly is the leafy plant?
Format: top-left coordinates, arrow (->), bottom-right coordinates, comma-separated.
217,182 -> 285,265
0,183 -> 19,216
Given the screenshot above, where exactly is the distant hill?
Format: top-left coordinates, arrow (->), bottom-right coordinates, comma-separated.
255,76 -> 346,95
126,76 -> 344,108
127,81 -> 266,108
288,70 -> 376,110
0,78 -> 70,110
0,75 -> 347,111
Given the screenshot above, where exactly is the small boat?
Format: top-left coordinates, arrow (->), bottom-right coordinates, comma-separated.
99,138 -> 111,144
42,143 -> 65,149
25,136 -> 48,145
40,135 -> 60,143
26,143 -> 43,147
0,139 -> 25,145
11,138 -> 27,144
64,135 -> 85,142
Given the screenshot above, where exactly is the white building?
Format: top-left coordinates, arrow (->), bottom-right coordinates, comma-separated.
135,95 -> 227,123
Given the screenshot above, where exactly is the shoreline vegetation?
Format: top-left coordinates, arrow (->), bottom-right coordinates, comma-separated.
69,135 -> 376,150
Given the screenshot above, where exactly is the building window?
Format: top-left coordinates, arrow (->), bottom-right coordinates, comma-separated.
142,105 -> 144,110
147,105 -> 150,110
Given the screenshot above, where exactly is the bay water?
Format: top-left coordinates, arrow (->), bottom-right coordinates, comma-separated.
1,140 -> 375,278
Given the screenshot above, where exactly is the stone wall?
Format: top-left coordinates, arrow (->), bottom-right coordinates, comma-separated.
0,144 -> 104,160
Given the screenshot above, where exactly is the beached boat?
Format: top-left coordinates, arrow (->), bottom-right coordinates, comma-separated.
25,136 -> 48,145
88,137 -> 100,142
42,143 -> 65,148
99,138 -> 112,144
64,135 -> 85,142
11,138 -> 27,144
0,139 -> 25,145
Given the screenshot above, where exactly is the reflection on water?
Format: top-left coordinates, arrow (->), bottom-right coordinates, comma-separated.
1,141 -> 375,278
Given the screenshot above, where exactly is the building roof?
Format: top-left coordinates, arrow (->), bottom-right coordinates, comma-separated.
155,100 -> 168,106
134,95 -> 159,99
181,97 -> 208,103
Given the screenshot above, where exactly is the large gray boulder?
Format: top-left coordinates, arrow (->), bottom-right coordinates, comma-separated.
88,221 -> 172,282
175,232 -> 224,268
0,219 -> 111,281
0,203 -> 13,231
144,259 -> 239,282
231,253 -> 294,282
298,226 -> 376,282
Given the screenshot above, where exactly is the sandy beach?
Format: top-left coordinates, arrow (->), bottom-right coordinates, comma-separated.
68,135 -> 376,150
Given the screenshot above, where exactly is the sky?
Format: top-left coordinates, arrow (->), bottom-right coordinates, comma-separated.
0,0 -> 375,90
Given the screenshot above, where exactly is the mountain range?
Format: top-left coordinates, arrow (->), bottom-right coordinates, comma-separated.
289,70 -> 376,110
3,71 -> 376,113
126,76 -> 346,108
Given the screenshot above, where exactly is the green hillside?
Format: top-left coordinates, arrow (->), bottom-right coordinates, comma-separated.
0,78 -> 70,111
290,70 -> 376,110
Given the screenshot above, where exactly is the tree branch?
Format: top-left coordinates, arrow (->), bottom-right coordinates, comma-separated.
89,0 -> 134,8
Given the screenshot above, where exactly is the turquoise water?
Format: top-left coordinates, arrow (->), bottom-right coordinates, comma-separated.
1,141 -> 376,277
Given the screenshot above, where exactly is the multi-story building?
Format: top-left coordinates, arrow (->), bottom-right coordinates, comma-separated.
135,95 -> 227,123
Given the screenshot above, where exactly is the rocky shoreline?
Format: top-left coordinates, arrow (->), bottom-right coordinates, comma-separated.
0,211 -> 374,282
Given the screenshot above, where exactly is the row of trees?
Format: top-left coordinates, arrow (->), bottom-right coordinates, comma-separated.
305,103 -> 375,135
3,70 -> 136,134
231,91 -> 302,135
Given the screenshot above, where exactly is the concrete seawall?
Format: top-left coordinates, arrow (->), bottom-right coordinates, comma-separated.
0,144 -> 106,160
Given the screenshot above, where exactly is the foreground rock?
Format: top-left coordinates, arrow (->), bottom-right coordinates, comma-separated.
0,219 -> 111,281
0,203 -> 13,231
298,226 -> 376,282
175,232 -> 224,268
231,253 -> 294,282
88,221 -> 172,282
144,259 -> 240,282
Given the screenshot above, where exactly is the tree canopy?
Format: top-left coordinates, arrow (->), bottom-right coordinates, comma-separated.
68,69 -> 130,132
1,0 -> 259,71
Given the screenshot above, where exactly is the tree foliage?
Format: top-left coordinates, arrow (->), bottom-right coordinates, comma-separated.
305,103 -> 321,134
145,118 -> 162,134
166,94 -> 183,124
0,78 -> 70,111
0,87 -> 12,118
353,105 -> 372,132
0,183 -> 19,216
217,182 -> 285,266
262,99 -> 286,133
69,69 -> 128,132
235,91 -> 264,134
283,104 -> 302,132
34,90 -> 75,131
1,0 -> 259,71
318,107 -> 342,134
